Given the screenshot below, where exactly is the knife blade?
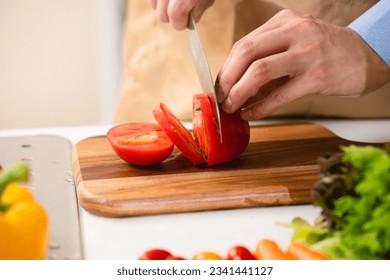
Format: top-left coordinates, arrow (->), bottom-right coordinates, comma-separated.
187,13 -> 223,142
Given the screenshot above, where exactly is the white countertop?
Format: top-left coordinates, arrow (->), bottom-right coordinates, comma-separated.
1,119 -> 389,260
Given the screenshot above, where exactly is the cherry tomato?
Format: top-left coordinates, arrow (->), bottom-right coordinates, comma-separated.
138,249 -> 172,260
153,94 -> 250,166
226,245 -> 257,260
107,123 -> 174,166
165,255 -> 186,260
192,251 -> 223,260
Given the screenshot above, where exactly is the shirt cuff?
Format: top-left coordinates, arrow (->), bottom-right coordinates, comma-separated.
349,1 -> 390,68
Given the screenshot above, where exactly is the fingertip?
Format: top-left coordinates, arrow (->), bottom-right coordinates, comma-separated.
215,79 -> 225,103
222,97 -> 233,113
168,1 -> 192,30
158,11 -> 169,23
149,0 -> 157,9
171,21 -> 187,30
240,109 -> 254,120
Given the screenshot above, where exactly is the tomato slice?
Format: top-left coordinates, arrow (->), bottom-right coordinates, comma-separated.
193,94 -> 250,166
192,94 -> 220,164
107,123 -> 174,166
153,103 -> 205,165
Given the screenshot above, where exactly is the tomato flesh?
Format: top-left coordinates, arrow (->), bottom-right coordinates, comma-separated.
107,123 -> 174,166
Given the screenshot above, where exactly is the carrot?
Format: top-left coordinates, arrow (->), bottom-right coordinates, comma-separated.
255,239 -> 288,260
286,242 -> 331,260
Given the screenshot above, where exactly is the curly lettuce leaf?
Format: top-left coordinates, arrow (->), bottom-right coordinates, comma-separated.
333,145 -> 390,259
289,144 -> 390,259
284,217 -> 331,245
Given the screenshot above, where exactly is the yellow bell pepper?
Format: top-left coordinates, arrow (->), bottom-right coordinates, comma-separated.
0,162 -> 48,260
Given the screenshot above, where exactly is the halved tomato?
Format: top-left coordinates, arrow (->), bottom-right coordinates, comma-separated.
107,123 -> 174,166
193,94 -> 250,166
153,94 -> 250,166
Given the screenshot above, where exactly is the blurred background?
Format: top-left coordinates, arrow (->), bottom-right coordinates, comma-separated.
0,0 -> 124,129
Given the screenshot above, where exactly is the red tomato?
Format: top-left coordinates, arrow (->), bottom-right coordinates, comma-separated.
152,103 -> 205,165
165,255 -> 186,260
138,249 -> 172,260
107,123 -> 174,166
193,94 -> 250,166
227,245 -> 257,260
153,94 -> 250,166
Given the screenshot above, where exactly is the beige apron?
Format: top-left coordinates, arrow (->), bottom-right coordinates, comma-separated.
113,0 -> 389,124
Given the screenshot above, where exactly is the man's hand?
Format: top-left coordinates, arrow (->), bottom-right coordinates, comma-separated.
149,0 -> 214,30
216,9 -> 390,120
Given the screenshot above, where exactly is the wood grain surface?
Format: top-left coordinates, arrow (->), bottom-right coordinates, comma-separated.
71,123 -> 363,217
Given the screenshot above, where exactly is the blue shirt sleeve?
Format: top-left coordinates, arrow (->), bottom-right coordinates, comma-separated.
348,0 -> 390,68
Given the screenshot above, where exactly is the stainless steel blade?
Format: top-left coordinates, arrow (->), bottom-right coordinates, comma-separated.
188,13 -> 222,142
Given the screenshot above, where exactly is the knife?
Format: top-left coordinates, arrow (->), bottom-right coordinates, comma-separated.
187,13 -> 223,142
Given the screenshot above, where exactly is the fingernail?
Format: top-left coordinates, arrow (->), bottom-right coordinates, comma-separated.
241,109 -> 252,120
215,79 -> 224,103
222,97 -> 232,112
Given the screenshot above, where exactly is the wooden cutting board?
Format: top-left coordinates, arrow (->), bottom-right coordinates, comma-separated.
71,122 -> 363,217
